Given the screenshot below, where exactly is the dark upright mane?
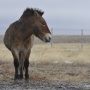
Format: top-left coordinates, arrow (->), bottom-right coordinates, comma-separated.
34,8 -> 44,16
21,8 -> 44,18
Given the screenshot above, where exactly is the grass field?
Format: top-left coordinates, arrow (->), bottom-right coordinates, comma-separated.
0,42 -> 90,83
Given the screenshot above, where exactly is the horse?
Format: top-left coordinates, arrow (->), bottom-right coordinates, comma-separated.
4,8 -> 51,79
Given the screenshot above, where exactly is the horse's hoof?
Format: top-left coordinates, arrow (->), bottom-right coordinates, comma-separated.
25,74 -> 29,80
15,75 -> 23,79
14,75 -> 19,80
18,75 -> 23,79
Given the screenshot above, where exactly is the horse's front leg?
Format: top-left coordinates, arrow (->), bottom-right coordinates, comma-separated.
24,60 -> 29,79
19,65 -> 23,79
14,58 -> 23,79
24,50 -> 30,79
19,51 -> 25,79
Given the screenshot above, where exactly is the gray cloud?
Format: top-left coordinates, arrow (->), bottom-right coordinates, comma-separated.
0,0 -> 90,35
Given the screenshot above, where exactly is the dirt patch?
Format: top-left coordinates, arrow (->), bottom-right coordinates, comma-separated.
0,60 -> 90,89
0,80 -> 90,90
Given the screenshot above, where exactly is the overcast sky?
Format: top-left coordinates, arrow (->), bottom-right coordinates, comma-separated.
0,0 -> 90,35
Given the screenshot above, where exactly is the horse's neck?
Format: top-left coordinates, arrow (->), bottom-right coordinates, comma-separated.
20,27 -> 33,42
18,18 -> 34,42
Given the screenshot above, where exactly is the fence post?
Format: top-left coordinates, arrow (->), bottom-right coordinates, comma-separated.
51,28 -> 53,47
81,29 -> 83,50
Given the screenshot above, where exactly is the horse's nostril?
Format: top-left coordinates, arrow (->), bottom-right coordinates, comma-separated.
49,37 -> 51,41
44,34 -> 51,42
45,37 -> 51,42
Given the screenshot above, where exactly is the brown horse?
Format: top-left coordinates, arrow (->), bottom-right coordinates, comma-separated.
4,8 -> 51,79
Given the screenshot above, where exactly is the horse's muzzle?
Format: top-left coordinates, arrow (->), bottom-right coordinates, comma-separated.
44,34 -> 51,42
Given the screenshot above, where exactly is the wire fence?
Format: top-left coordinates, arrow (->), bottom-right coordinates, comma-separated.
50,29 -> 90,50
0,28 -> 90,50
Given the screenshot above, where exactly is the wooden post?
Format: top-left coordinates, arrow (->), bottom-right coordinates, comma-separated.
81,29 -> 83,50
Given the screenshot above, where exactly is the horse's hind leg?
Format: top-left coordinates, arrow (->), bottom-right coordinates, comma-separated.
14,58 -> 19,79
12,50 -> 19,79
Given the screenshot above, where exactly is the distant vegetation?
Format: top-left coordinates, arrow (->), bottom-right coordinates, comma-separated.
0,35 -> 90,44
0,35 -> 3,44
34,35 -> 90,44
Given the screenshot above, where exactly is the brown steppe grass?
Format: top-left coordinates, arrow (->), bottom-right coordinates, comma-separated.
0,43 -> 90,83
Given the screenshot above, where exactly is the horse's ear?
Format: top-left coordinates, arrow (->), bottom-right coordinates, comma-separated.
40,12 -> 44,16
34,11 -> 39,17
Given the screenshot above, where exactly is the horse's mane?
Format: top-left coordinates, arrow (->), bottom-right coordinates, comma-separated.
21,8 -> 44,18
34,8 -> 44,16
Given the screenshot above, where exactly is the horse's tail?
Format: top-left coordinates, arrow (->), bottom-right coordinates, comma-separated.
19,51 -> 25,72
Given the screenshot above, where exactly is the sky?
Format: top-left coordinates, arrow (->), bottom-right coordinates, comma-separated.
0,0 -> 90,35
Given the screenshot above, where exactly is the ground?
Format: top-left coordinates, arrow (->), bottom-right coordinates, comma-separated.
0,43 -> 90,90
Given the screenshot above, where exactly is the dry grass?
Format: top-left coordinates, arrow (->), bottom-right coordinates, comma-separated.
0,43 -> 90,83
30,43 -> 90,64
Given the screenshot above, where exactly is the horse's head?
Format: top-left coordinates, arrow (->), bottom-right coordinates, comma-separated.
33,9 -> 51,42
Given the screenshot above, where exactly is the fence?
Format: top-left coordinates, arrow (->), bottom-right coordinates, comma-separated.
0,28 -> 90,50
49,29 -> 90,50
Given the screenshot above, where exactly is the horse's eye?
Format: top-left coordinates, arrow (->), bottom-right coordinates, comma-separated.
42,23 -> 45,27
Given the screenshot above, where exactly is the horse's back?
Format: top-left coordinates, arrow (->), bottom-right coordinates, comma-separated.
4,23 -> 14,50
4,23 -> 34,51
4,21 -> 22,50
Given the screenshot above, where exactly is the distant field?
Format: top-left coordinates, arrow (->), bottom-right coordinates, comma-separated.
0,35 -> 3,44
1,35 -> 90,44
34,35 -> 90,44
